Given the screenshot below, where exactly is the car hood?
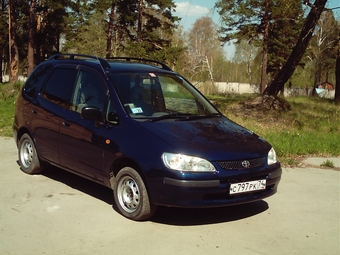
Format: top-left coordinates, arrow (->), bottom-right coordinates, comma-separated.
139,117 -> 271,161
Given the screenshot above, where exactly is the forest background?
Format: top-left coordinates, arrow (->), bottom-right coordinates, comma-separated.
0,0 -> 339,94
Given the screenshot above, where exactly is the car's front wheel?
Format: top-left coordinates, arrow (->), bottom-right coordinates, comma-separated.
18,133 -> 43,174
113,167 -> 157,221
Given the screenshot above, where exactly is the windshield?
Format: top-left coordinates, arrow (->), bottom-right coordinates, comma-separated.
109,72 -> 219,120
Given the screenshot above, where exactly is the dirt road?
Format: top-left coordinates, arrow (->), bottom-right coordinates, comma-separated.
0,137 -> 339,255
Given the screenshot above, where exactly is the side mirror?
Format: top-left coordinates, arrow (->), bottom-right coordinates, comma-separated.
107,112 -> 119,124
81,106 -> 103,122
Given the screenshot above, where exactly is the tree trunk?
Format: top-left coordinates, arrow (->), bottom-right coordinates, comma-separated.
27,0 -> 35,76
0,48 -> 3,83
106,4 -> 115,58
137,0 -> 143,42
36,0 -> 42,64
263,0 -> 328,96
0,1 -> 7,83
335,48 -> 340,103
205,55 -> 214,85
311,57 -> 322,96
260,0 -> 270,94
9,0 -> 19,82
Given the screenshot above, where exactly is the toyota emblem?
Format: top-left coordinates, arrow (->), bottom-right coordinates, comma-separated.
242,160 -> 251,168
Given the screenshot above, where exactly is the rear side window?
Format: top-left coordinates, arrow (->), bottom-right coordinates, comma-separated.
42,68 -> 78,107
24,64 -> 52,97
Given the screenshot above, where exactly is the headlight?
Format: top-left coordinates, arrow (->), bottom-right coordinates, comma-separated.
162,153 -> 216,172
268,147 -> 277,165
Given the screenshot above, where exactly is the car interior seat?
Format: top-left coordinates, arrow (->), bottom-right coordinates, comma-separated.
77,80 -> 100,113
128,85 -> 154,116
129,85 -> 144,102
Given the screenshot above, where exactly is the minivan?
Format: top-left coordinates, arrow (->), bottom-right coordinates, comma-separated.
13,54 -> 281,220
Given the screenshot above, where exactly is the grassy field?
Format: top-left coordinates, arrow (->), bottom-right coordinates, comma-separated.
1,82 -> 339,166
0,82 -> 21,137
208,94 -> 340,165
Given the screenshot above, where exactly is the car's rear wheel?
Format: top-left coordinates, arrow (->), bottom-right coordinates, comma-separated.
18,134 -> 43,174
113,167 -> 157,221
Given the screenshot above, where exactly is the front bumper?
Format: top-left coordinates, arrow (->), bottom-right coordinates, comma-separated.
149,167 -> 282,208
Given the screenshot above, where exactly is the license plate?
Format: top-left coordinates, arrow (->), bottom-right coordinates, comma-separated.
230,179 -> 266,194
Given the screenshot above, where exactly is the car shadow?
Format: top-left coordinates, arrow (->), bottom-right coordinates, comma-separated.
42,165 -> 269,226
150,201 -> 269,226
42,165 -> 114,205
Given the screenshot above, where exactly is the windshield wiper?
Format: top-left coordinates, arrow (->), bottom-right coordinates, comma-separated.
149,112 -> 222,122
177,113 -> 222,121
148,113 -> 193,122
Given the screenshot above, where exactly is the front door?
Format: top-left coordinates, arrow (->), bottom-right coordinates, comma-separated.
59,66 -> 108,182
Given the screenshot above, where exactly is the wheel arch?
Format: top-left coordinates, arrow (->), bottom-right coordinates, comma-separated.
16,127 -> 33,145
109,157 -> 149,190
16,128 -> 44,162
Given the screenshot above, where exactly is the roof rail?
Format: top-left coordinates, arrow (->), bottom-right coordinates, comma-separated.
48,53 -> 111,73
109,57 -> 173,72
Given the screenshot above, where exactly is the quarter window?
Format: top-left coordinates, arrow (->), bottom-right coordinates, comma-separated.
24,64 -> 52,97
42,68 -> 77,107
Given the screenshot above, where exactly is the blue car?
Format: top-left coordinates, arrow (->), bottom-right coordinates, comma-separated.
13,54 -> 281,220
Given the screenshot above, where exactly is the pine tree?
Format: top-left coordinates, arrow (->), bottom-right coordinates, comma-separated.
264,0 -> 329,96
215,0 -> 304,93
115,0 -> 180,61
215,0 -> 272,92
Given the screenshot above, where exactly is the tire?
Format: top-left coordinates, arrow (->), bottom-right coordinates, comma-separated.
18,134 -> 43,174
113,167 -> 157,221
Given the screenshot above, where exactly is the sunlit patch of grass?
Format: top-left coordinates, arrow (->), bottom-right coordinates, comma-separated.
0,82 -> 22,137
0,97 -> 16,137
0,81 -> 22,100
264,130 -> 339,157
280,157 -> 299,167
210,95 -> 340,159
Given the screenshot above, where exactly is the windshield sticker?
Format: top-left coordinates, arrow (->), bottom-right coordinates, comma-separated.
125,103 -> 144,114
149,73 -> 156,77
131,107 -> 143,114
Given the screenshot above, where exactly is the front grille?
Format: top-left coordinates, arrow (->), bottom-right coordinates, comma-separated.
216,157 -> 265,170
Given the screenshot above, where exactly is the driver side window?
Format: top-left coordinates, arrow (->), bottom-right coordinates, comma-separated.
70,68 -> 107,113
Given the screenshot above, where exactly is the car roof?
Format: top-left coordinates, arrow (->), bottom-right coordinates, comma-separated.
46,54 -> 174,74
106,61 -> 173,73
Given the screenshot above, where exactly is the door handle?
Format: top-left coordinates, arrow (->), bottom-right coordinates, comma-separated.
62,121 -> 71,127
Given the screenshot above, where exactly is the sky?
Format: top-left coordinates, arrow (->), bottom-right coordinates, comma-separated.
173,0 -> 340,59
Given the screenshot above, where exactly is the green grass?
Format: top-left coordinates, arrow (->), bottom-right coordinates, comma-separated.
208,94 -> 340,165
0,82 -> 22,137
0,97 -> 16,137
1,82 -> 339,165
320,160 -> 335,168
265,130 -> 338,157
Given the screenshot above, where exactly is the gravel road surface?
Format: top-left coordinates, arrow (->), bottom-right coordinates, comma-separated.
0,137 -> 339,255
